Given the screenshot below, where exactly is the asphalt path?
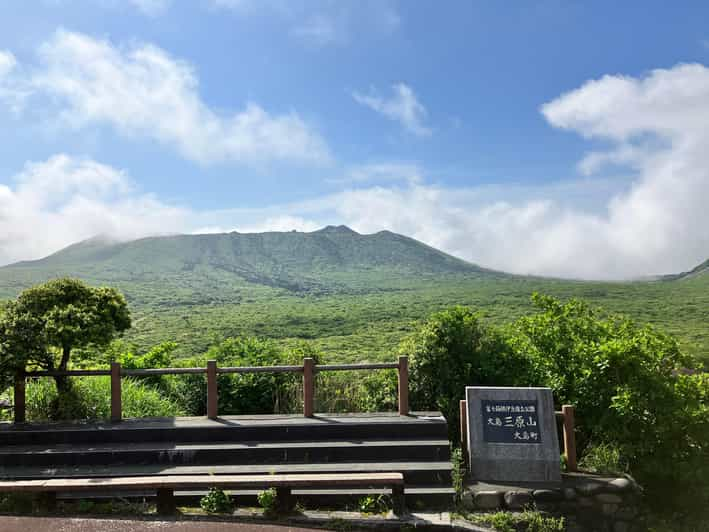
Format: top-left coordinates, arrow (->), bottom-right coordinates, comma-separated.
0,516 -> 327,532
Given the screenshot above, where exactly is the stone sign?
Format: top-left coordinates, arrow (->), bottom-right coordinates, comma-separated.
466,387 -> 561,483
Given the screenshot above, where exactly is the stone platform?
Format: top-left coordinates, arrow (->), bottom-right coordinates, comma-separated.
462,472 -> 643,531
0,412 -> 454,509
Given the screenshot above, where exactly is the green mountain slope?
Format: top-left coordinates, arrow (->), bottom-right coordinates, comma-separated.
0,226 -> 496,300
0,228 -> 707,366
662,258 -> 709,280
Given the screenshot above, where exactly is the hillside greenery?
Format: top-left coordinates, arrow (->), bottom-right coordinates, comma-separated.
0,227 -> 707,368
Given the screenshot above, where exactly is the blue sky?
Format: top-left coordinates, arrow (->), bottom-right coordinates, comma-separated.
1,1 -> 709,279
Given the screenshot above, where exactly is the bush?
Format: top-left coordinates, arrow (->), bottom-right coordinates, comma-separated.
21,376 -> 184,421
162,337 -> 316,416
200,487 -> 233,514
451,447 -> 465,503
402,306 -> 533,441
507,294 -> 709,512
315,369 -> 397,413
578,442 -> 627,476
257,487 -> 278,514
357,494 -> 391,513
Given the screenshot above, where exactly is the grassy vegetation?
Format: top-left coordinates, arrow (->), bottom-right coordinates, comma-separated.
0,227 -> 707,367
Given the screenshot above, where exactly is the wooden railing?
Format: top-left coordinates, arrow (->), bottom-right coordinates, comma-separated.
458,399 -> 578,472
12,356 -> 410,424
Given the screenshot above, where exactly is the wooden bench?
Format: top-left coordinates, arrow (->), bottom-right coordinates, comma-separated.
0,472 -> 406,515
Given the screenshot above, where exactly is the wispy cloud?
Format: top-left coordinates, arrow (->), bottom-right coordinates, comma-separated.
353,83 -> 432,137
128,0 -> 171,16
4,60 -> 709,280
1,30 -> 331,165
291,14 -> 341,46
212,0 -> 400,48
330,162 -> 424,185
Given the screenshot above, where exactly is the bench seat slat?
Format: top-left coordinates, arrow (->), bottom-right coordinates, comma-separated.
0,472 -> 404,492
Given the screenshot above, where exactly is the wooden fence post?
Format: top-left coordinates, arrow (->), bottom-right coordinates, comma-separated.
459,399 -> 468,451
398,356 -> 409,416
110,362 -> 122,423
562,404 -> 577,472
207,360 -> 218,420
13,371 -> 25,424
303,358 -> 314,417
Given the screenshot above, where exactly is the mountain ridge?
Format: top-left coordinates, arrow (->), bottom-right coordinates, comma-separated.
0,226 -> 501,301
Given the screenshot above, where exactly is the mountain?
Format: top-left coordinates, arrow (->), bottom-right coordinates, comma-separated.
0,226 -> 499,302
1,227 -> 706,365
661,258 -> 709,281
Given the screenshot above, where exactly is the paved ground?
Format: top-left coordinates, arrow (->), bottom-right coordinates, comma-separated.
0,516 -> 324,532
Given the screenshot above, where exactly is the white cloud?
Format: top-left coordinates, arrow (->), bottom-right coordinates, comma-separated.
193,215 -> 321,235
353,83 -> 432,136
4,63 -> 708,280
331,162 -> 424,185
197,64 -> 709,279
0,50 -> 26,113
128,0 -> 171,16
4,30 -> 330,165
0,155 -> 188,266
0,51 -> 15,78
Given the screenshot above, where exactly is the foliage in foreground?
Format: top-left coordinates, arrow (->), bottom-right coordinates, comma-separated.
406,295 -> 709,514
0,278 -> 130,393
257,488 -> 278,514
200,487 -> 233,514
6,376 -> 184,422
468,509 -> 566,532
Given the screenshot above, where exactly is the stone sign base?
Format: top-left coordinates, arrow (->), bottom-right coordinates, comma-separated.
461,472 -> 644,532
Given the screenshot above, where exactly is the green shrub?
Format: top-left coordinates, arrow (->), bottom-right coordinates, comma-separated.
521,509 -> 565,532
476,511 -> 516,532
200,487 -> 233,514
451,447 -> 465,503
21,376 -> 184,421
578,442 -> 627,476
315,369 -> 397,413
507,294 -> 709,512
0,493 -> 34,514
257,488 -> 278,514
472,510 -> 565,532
402,306 -> 533,442
357,494 -> 391,514
162,337 -> 315,416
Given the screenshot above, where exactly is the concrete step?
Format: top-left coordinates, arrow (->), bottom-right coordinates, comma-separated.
0,413 -> 448,446
0,461 -> 453,486
0,439 -> 451,467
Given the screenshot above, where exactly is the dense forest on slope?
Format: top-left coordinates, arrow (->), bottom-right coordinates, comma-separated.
1,226 -> 707,365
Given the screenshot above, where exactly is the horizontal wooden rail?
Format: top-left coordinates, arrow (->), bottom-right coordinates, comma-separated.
316,362 -> 398,372
24,369 -> 111,377
122,368 -> 205,376
219,365 -> 303,374
14,357 -> 410,424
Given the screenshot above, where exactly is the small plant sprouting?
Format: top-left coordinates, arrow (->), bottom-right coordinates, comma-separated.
357,494 -> 391,514
257,487 -> 278,515
199,487 -> 233,514
451,446 -> 466,502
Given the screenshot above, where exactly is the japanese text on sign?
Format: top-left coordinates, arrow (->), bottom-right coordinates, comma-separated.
481,399 -> 541,444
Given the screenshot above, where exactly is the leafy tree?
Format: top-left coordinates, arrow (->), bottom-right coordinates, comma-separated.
0,279 -> 131,393
507,293 -> 708,512
401,306 -> 533,442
